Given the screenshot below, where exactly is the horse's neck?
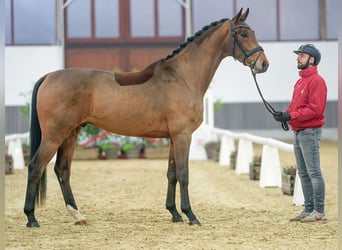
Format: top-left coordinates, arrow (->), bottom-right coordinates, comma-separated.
171,22 -> 231,97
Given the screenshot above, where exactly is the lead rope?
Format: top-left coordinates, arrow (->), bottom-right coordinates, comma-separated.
250,69 -> 289,131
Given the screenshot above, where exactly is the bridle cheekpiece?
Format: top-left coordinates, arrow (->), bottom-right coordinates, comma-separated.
229,20 -> 264,69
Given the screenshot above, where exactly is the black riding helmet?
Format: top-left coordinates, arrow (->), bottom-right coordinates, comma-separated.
293,44 -> 321,65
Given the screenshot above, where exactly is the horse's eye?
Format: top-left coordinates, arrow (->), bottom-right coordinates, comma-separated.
241,32 -> 248,38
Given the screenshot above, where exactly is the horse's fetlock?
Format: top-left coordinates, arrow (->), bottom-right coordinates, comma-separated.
181,207 -> 190,214
24,208 -> 33,216
166,204 -> 176,211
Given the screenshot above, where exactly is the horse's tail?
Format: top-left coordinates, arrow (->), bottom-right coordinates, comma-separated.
30,74 -> 47,206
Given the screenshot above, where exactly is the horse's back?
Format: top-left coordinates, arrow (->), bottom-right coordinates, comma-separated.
46,68 -> 115,86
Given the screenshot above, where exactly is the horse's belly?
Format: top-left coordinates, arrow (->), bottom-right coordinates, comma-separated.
90,115 -> 170,138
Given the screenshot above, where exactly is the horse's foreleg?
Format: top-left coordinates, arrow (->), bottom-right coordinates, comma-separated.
166,140 -> 183,222
54,128 -> 86,225
173,134 -> 201,226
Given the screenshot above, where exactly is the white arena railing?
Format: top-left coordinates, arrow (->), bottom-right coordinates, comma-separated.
5,132 -> 57,170
5,132 -> 29,170
203,90 -> 304,206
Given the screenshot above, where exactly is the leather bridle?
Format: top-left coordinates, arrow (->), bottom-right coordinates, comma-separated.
230,20 -> 264,70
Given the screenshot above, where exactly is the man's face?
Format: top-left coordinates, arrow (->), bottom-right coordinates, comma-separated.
296,52 -> 313,70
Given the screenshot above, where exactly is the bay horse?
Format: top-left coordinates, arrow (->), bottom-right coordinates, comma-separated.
24,8 -> 269,227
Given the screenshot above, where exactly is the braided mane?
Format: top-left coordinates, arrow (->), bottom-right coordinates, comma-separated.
162,18 -> 229,61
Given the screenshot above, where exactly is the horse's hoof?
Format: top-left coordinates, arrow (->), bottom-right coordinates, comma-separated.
26,221 -> 40,227
74,219 -> 87,225
189,219 -> 201,226
172,216 -> 184,223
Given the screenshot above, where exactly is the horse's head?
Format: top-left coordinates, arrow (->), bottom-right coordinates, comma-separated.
229,8 -> 269,74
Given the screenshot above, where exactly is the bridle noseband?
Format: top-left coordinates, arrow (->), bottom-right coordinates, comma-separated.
230,20 -> 264,69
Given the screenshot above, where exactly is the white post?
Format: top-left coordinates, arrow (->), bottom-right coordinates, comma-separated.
235,138 -> 253,175
184,0 -> 193,38
218,135 -> 235,167
259,145 -> 282,188
293,170 -> 305,205
206,90 -> 215,129
8,139 -> 25,170
176,0 -> 193,39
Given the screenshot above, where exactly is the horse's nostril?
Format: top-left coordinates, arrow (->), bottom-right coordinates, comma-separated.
262,61 -> 269,71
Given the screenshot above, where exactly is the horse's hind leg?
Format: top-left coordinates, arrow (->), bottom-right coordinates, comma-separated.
24,142 -> 59,227
166,139 -> 183,222
54,127 -> 87,225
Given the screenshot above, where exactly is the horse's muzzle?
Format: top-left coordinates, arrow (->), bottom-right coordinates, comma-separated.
261,60 -> 269,72
253,54 -> 269,74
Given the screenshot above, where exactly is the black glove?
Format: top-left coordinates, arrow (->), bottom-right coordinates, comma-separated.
273,111 -> 291,123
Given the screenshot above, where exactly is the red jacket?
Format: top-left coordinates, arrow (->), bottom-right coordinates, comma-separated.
286,66 -> 327,131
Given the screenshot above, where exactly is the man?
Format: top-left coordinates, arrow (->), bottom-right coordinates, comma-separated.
273,44 -> 327,222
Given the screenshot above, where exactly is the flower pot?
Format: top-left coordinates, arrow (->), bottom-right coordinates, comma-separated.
230,151 -> 237,169
22,145 -> 30,167
249,162 -> 261,180
125,148 -> 140,159
205,147 -> 216,159
105,147 -> 119,159
73,147 -> 99,160
204,141 -> 219,160
5,154 -> 14,175
282,174 -> 295,195
249,156 -> 261,180
144,146 -> 169,159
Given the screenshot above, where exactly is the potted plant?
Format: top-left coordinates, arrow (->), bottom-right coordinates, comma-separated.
230,150 -> 237,169
249,156 -> 261,180
120,137 -> 143,159
22,143 -> 30,166
144,138 -> 169,159
204,141 -> 219,160
5,153 -> 14,175
73,145 -> 100,160
73,124 -> 101,160
99,142 -> 120,159
282,165 -> 296,195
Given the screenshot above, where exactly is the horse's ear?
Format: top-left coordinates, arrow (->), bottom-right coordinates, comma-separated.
232,8 -> 243,24
240,8 -> 249,22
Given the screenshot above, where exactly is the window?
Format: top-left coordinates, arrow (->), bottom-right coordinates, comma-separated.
193,0 -> 234,32
66,0 -> 184,43
66,0 -> 92,39
193,0 -> 337,41
6,0 -> 56,45
158,0 -> 183,37
279,0 -> 320,40
6,0 -> 336,45
236,0 -> 277,41
326,0 -> 338,39
130,0 -> 155,37
5,0 -> 12,44
95,0 -> 120,38
129,0 -> 184,39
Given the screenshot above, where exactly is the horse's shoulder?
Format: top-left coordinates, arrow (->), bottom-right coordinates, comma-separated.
114,62 -> 157,86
